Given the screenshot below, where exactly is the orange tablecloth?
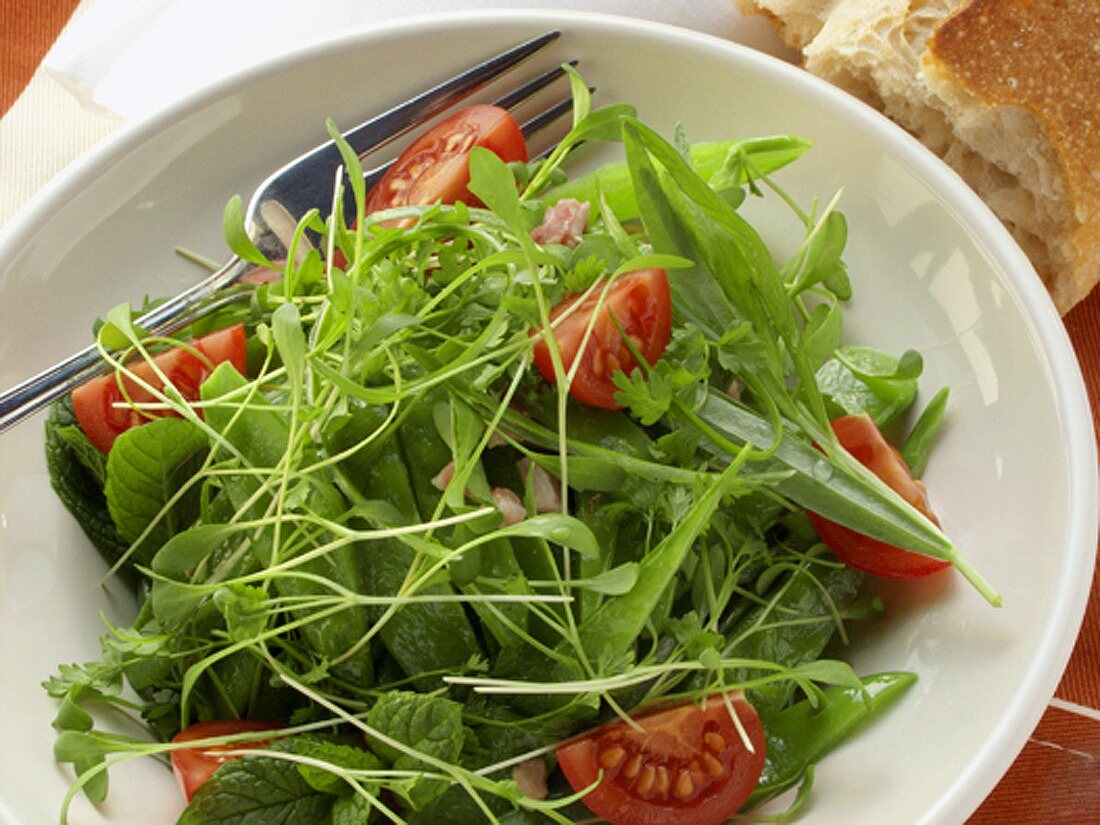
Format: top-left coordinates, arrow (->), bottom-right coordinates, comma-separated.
3,1 -> 1098,822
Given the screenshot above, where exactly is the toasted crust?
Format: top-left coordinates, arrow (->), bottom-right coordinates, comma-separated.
926,0 -> 1100,311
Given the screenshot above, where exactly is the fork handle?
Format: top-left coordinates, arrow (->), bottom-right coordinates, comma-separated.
0,254 -> 253,434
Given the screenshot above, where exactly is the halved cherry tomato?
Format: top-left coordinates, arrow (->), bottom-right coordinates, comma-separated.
364,103 -> 527,214
71,324 -> 247,454
531,268 -> 672,410
808,414 -> 951,578
170,720 -> 282,802
557,693 -> 766,825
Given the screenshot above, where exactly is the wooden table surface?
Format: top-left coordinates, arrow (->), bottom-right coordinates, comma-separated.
2,1 -> 1097,822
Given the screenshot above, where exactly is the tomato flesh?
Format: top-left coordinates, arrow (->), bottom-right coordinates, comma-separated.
71,324 -> 247,454
364,104 -> 527,214
808,414 -> 950,578
531,268 -> 673,410
170,720 -> 281,802
557,693 -> 766,825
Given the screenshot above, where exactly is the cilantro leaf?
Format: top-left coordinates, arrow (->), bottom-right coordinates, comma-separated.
613,368 -> 673,426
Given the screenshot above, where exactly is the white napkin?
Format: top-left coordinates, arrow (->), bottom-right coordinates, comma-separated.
44,0 -> 792,120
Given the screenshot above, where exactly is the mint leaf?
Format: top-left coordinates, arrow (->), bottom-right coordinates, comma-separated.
283,736 -> 382,796
179,747 -> 334,825
366,691 -> 464,766
366,691 -> 465,809
44,398 -> 129,566
104,417 -> 208,565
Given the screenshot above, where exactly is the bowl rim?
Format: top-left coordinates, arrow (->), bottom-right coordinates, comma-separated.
0,10 -> 1095,825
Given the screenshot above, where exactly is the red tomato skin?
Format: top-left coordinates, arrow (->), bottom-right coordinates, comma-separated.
171,720 -> 281,802
557,694 -> 766,825
531,269 -> 673,410
71,324 -> 247,454
808,414 -> 951,579
364,104 -> 527,214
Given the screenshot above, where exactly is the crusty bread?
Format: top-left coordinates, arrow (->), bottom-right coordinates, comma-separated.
735,0 -> 1100,314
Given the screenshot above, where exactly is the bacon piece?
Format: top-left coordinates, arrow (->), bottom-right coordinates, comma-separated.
517,457 -> 563,514
431,460 -> 456,491
238,263 -> 283,285
512,757 -> 549,801
531,198 -> 590,248
491,487 -> 526,526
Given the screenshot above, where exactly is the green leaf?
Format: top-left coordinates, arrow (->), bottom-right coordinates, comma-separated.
213,584 -> 270,642
816,346 -> 921,426
610,253 -> 693,278
223,195 -> 272,267
613,367 -> 673,426
694,393 -> 952,557
365,692 -> 464,809
272,302 -> 307,396
496,513 -> 600,560
749,672 -> 917,806
44,398 -> 129,566
577,460 -> 743,661
331,794 -> 375,824
542,136 -> 811,222
467,147 -> 528,237
179,747 -> 334,825
281,736 -> 383,796
901,386 -> 950,478
366,691 -> 463,764
151,523 -> 243,578
574,563 -> 639,595
524,453 -> 626,493
54,424 -> 107,486
104,417 -> 208,566
327,119 -> 367,227
51,695 -> 93,733
708,135 -> 813,192
101,303 -> 143,349
563,63 -> 592,125
791,211 -> 848,297
802,302 -> 844,371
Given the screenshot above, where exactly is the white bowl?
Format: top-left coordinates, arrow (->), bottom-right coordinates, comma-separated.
0,11 -> 1094,825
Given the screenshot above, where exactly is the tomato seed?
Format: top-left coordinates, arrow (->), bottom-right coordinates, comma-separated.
591,351 -> 605,377
703,753 -> 724,775
675,769 -> 695,799
598,745 -> 625,769
637,765 -> 656,796
704,732 -> 726,752
655,765 -> 671,796
621,753 -> 642,779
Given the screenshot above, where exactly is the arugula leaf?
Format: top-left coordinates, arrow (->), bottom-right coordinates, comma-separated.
901,386 -> 950,478
749,672 -> 917,806
577,460 -> 745,662
542,136 -> 812,221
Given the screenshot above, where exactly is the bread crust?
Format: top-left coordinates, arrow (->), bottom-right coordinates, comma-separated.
926,0 -> 1099,312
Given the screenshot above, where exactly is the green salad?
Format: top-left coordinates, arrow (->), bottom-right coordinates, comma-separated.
41,74 -> 997,825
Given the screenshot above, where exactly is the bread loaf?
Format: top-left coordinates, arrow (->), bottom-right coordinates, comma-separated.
735,0 -> 1100,314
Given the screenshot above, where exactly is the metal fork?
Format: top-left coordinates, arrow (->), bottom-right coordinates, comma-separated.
0,31 -> 572,434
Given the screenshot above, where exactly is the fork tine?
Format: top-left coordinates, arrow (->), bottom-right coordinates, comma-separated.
340,31 -> 561,158
519,94 -> 577,140
492,60 -> 577,111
